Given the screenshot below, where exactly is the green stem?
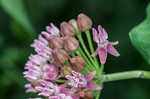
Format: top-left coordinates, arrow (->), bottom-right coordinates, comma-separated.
100,64 -> 104,75
54,79 -> 67,83
85,30 -> 99,67
76,33 -> 97,68
103,70 -> 150,82
96,91 -> 101,99
78,47 -> 95,69
96,64 -> 104,99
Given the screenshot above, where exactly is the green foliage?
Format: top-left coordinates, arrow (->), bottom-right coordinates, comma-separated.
0,0 -> 35,39
129,3 -> 150,64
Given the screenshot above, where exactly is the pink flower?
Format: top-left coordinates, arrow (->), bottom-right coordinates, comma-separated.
92,25 -> 120,64
35,80 -> 74,98
41,23 -> 60,39
29,98 -> 42,99
25,83 -> 37,93
66,71 -> 101,90
31,35 -> 52,60
24,59 -> 58,82
43,63 -> 59,80
49,94 -> 72,99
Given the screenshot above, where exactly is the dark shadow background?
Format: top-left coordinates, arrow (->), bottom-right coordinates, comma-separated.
0,0 -> 150,99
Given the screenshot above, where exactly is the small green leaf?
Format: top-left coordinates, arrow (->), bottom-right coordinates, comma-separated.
0,0 -> 35,38
129,3 -> 150,64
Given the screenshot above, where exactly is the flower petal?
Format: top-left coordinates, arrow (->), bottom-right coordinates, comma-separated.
107,43 -> 120,56
85,71 -> 96,81
109,41 -> 119,45
72,71 -> 84,80
98,25 -> 108,42
72,94 -> 80,99
86,81 -> 101,90
98,47 -> 107,64
92,28 -> 99,43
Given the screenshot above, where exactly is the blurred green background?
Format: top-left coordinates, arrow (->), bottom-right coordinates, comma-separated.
0,0 -> 150,99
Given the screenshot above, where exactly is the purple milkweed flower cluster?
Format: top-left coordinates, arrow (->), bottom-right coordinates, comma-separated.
24,13 -> 119,99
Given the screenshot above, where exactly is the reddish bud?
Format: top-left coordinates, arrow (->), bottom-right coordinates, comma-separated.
31,80 -> 41,87
48,35 -> 64,49
77,13 -> 92,31
80,89 -> 93,99
60,64 -> 72,77
60,22 -> 75,36
70,56 -> 85,71
52,48 -> 68,64
64,36 -> 79,53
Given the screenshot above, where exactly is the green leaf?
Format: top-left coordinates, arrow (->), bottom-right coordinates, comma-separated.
0,0 -> 35,38
129,3 -> 150,64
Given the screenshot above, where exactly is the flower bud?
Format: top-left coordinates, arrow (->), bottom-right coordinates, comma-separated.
69,19 -> 80,33
48,35 -> 64,49
64,36 -> 79,52
70,56 -> 85,71
60,64 -> 72,77
77,13 -> 92,31
60,22 -> 75,36
52,48 -> 68,64
79,89 -> 93,99
31,80 -> 41,87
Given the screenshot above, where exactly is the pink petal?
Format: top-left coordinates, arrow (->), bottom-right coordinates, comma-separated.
98,47 -> 107,64
107,43 -> 120,56
109,41 -> 119,45
72,94 -> 80,99
72,71 -> 84,80
59,82 -> 68,89
98,25 -> 108,41
65,75 -> 74,81
41,31 -> 51,39
86,81 -> 101,90
85,71 -> 96,81
60,88 -> 72,95
92,28 -> 99,43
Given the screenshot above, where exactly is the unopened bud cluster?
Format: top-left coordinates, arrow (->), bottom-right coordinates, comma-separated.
23,13 -> 100,99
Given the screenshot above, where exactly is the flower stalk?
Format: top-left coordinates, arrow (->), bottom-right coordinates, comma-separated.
102,70 -> 150,82
85,30 -> 99,67
76,33 -> 97,68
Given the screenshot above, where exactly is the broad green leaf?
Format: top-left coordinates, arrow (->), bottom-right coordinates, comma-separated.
0,0 -> 35,38
129,3 -> 150,64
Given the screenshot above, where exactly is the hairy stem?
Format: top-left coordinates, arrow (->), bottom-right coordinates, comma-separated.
102,70 -> 150,82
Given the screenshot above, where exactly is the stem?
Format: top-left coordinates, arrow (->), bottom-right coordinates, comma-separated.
85,30 -> 99,67
100,64 -> 104,75
103,70 -> 150,82
76,33 -> 97,68
54,79 -> 67,83
95,64 -> 105,99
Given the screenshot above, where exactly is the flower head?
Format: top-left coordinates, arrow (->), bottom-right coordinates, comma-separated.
92,25 -> 120,64
66,71 -> 100,90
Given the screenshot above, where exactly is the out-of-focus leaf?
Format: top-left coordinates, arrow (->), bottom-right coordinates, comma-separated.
0,34 -> 4,48
0,0 -> 35,38
129,3 -> 150,64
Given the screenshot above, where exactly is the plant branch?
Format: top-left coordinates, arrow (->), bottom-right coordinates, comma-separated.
102,70 -> 150,82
